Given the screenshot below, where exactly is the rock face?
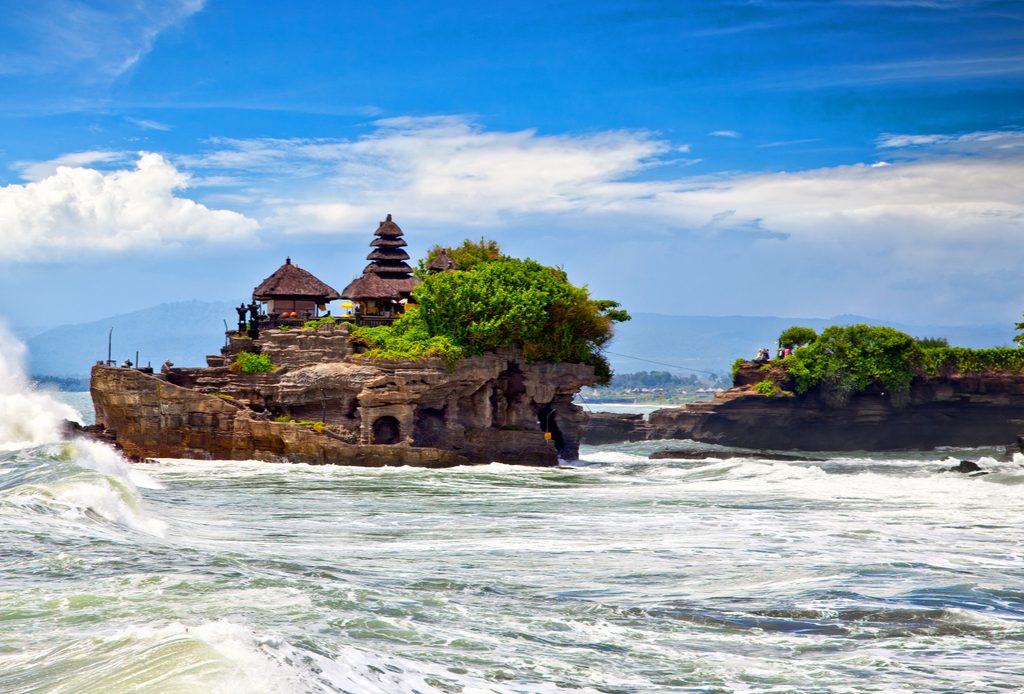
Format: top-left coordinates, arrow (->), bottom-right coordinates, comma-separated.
645,372 -> 1024,451
581,363 -> 1024,451
90,326 -> 596,466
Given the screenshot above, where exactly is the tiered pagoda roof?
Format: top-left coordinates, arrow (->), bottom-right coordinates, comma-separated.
342,214 -> 420,300
253,258 -> 342,301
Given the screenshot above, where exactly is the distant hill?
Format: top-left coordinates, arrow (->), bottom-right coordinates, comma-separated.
25,302 -> 1016,379
28,301 -> 237,377
606,312 -> 1015,377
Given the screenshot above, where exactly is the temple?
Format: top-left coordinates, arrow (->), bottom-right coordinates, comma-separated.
252,257 -> 342,327
342,214 -> 421,326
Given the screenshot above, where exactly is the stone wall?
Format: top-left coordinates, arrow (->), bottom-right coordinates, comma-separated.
91,366 -> 469,467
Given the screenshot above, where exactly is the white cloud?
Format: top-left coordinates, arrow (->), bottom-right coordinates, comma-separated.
0,0 -> 204,80
126,116 -> 172,131
183,116 -> 670,231
709,130 -> 741,138
0,152 -> 258,260
14,150 -> 127,182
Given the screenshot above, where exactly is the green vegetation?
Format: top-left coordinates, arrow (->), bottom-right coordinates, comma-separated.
1015,313 -> 1024,346
753,379 -> 790,397
211,391 -> 235,400
731,357 -> 747,377
920,347 -> 1024,376
352,241 -> 630,383
230,351 -> 274,374
302,316 -> 337,330
765,323 -> 1024,407
778,326 -> 818,349
350,308 -> 466,368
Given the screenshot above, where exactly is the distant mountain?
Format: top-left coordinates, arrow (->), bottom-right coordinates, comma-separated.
25,302 -> 1017,379
28,301 -> 237,377
606,312 -> 1015,377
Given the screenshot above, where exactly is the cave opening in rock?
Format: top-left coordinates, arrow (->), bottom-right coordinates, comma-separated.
372,416 -> 401,444
538,405 -> 565,457
413,407 -> 446,447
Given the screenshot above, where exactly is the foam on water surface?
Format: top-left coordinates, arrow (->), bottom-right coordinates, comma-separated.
2,324 -> 1024,690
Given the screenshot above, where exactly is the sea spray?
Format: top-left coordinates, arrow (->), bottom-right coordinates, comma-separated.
0,325 -> 164,535
0,323 -> 80,449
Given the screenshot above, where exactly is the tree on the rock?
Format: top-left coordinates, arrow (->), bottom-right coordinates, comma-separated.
1015,313 -> 1024,346
778,326 -> 818,350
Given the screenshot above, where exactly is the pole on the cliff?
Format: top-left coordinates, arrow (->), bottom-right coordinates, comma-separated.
107,327 -> 113,366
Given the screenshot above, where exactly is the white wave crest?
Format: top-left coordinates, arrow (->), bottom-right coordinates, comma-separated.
0,323 -> 80,450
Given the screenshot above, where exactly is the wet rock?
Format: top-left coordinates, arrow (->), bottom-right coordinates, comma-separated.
949,460 -> 986,474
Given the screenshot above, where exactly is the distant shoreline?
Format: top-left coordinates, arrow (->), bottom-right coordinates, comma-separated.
30,376 -> 90,392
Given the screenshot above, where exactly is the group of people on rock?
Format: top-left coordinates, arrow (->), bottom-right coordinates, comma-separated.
755,346 -> 794,362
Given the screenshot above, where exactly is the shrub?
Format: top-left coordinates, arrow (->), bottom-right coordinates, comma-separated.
920,347 -> 1024,376
230,351 -> 274,373
915,336 -> 949,349
731,357 -> 747,377
781,325 -> 920,406
754,379 -> 779,396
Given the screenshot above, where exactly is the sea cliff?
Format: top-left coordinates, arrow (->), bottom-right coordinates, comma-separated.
90,324 -> 596,466
582,362 -> 1024,451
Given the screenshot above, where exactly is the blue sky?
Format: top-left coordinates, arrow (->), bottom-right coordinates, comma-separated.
1,0 -> 1022,332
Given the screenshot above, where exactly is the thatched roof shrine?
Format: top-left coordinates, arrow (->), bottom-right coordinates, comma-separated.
253,258 -> 342,302
427,249 -> 457,272
341,272 -> 402,300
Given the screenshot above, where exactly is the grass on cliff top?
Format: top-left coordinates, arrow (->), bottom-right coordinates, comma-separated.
750,324 -> 1024,407
349,243 -> 629,383
230,351 -> 274,374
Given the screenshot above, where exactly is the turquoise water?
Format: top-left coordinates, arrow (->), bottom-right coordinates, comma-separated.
2,387 -> 1024,691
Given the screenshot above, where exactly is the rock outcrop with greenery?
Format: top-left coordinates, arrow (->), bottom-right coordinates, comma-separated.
755,324 -> 1024,407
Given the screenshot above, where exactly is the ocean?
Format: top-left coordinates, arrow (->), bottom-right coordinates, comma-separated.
2,357 -> 1023,691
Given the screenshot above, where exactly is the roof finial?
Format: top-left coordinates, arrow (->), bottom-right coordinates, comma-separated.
385,213 -> 392,222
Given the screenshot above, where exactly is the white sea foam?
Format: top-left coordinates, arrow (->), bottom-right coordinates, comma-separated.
0,323 -> 82,450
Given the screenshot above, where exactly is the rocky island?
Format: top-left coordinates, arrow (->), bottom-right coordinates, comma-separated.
585,324 -> 1024,452
88,217 -> 627,467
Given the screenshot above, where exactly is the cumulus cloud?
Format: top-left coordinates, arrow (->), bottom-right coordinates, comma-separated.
0,152 -> 258,260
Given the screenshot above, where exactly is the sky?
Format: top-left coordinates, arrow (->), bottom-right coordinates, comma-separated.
1,0 -> 1022,332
